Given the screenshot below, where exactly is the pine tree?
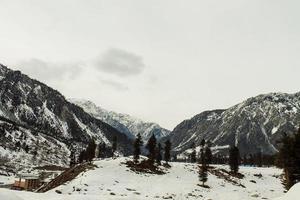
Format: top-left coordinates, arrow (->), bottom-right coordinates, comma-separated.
256,149 -> 263,167
164,140 -> 171,164
146,134 -> 157,163
133,134 -> 143,162
229,145 -> 240,174
102,143 -> 107,158
243,154 -> 248,165
98,143 -> 107,158
98,143 -> 102,158
283,134 -> 295,189
69,149 -> 76,167
200,139 -> 206,148
294,129 -> 300,184
86,140 -> 96,162
190,143 -> 197,163
112,136 -> 117,158
78,150 -> 86,163
156,143 -> 163,165
204,146 -> 212,166
277,130 -> 300,189
199,148 -> 208,186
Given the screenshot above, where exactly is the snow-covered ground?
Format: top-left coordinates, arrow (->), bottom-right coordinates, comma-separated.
0,157 -> 286,200
275,183 -> 300,200
0,175 -> 15,185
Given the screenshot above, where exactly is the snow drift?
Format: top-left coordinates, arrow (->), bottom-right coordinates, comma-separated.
275,183 -> 300,200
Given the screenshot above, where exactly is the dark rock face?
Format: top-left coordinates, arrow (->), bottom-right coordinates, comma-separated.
167,93 -> 300,156
0,64 -> 133,157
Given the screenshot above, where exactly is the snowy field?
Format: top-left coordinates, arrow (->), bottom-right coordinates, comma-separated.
0,157 -> 288,200
0,175 -> 15,186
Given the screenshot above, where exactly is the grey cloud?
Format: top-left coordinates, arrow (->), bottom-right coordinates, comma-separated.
18,59 -> 82,81
100,79 -> 129,91
96,48 -> 145,77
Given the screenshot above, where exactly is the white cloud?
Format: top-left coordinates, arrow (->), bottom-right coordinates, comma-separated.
17,58 -> 82,82
95,48 -> 145,77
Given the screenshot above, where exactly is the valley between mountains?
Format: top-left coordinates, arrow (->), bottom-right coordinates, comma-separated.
0,63 -> 299,200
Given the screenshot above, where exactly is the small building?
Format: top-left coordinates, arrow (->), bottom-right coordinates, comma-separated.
13,174 -> 40,191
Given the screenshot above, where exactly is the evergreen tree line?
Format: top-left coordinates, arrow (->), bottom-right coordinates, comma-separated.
197,131 -> 300,188
190,140 -> 212,165
133,133 -> 171,165
70,133 -> 172,167
242,153 -> 275,167
198,139 -> 241,187
72,136 -> 118,166
178,142 -> 274,168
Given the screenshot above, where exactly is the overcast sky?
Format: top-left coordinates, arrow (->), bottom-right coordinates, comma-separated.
0,0 -> 299,130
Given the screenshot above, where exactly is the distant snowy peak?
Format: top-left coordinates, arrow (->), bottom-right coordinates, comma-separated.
68,99 -> 106,116
70,99 -> 171,142
168,92 -> 300,156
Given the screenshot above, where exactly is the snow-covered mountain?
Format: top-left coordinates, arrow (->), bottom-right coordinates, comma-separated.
0,116 -> 69,173
0,64 -> 133,171
167,92 -> 300,156
70,99 -> 170,142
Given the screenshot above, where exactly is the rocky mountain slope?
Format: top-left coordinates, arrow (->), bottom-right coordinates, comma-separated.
168,92 -> 300,156
70,99 -> 170,142
0,64 -> 133,170
0,116 -> 69,173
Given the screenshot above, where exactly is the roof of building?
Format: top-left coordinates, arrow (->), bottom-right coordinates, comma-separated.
16,174 -> 39,179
